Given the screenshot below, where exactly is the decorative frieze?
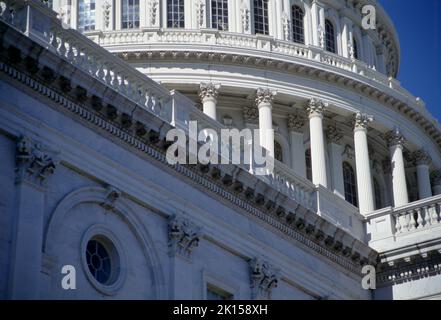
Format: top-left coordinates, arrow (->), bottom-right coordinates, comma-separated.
241,1 -> 250,31
385,128 -> 405,147
168,215 -> 201,259
353,112 -> 373,130
342,144 -> 355,160
249,258 -> 280,300
199,82 -> 221,102
287,113 -> 306,132
102,1 -> 111,29
196,0 -> 205,27
306,98 -> 327,118
149,0 -> 159,26
255,88 -> 277,106
15,136 -> 58,185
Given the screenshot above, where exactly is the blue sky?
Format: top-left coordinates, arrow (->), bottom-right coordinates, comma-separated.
380,0 -> 441,121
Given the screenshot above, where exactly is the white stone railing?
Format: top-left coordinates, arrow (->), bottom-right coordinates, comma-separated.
90,27 -> 428,114
0,0 -> 172,122
368,195 -> 441,251
393,196 -> 441,234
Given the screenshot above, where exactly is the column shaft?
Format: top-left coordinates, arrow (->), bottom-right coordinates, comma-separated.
353,113 -> 375,214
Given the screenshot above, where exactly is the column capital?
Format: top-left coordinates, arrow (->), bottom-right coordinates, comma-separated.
326,125 -> 344,144
255,88 -> 277,107
288,113 -> 306,133
413,149 -> 432,166
199,82 -> 221,102
15,136 -> 58,186
353,112 -> 373,131
385,128 -> 405,148
431,170 -> 441,186
306,98 -> 328,118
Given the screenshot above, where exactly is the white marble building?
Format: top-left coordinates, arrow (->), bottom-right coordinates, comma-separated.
0,0 -> 441,300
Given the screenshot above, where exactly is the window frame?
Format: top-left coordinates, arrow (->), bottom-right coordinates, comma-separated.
253,0 -> 269,35
167,0 -> 185,28
325,19 -> 336,54
211,0 -> 229,31
121,0 -> 140,29
78,0 -> 96,32
343,162 -> 358,207
291,4 -> 305,44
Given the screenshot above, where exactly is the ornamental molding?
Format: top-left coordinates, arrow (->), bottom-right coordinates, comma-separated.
115,49 -> 441,155
102,1 -> 111,29
255,88 -> 277,106
282,12 -> 290,41
168,215 -> 201,259
385,128 -> 405,148
249,258 -> 280,300
148,0 -> 159,26
196,0 -> 205,27
353,112 -> 373,130
241,1 -> 250,31
413,149 -> 432,166
326,125 -> 344,144
15,135 -> 58,185
199,82 -> 221,102
0,47 -> 375,276
306,98 -> 328,118
287,113 -> 306,133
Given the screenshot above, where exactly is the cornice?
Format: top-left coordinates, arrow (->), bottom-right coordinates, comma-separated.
116,48 -> 441,154
0,46 -> 377,277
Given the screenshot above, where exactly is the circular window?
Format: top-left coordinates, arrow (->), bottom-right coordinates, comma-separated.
81,226 -> 126,295
86,239 -> 113,285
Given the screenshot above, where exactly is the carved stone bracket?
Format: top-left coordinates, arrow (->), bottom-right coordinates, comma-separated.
249,258 -> 280,300
168,215 -> 202,259
101,186 -> 122,211
15,136 -> 58,186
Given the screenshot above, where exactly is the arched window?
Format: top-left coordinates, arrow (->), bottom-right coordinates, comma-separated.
122,0 -> 140,29
275,141 -> 283,162
167,0 -> 185,28
291,5 -> 304,44
373,178 -> 382,210
343,162 -> 358,207
78,0 -> 96,32
353,38 -> 359,60
212,0 -> 229,31
254,0 -> 269,35
325,19 -> 336,54
305,149 -> 312,182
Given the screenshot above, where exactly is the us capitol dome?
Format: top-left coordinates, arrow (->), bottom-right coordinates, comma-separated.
0,0 -> 440,300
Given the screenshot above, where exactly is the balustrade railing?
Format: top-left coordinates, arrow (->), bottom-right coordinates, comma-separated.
0,0 -> 172,122
393,196 -> 441,235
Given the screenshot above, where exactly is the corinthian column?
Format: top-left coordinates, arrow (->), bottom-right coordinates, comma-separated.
353,112 -> 375,214
256,88 -> 277,159
306,98 -> 328,187
413,150 -> 433,200
385,129 -> 409,207
199,82 -> 221,121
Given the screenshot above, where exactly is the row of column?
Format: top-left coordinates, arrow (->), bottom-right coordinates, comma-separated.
199,83 -> 439,215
